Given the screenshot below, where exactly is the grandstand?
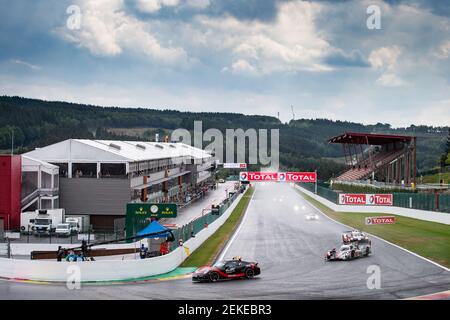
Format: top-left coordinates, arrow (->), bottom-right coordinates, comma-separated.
329,132 -> 416,186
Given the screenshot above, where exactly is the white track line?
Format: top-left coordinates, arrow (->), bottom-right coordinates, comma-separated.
217,186 -> 257,262
294,186 -> 450,273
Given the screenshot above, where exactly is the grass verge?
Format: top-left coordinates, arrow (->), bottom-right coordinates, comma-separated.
181,187 -> 255,267
296,189 -> 450,268
422,172 -> 450,184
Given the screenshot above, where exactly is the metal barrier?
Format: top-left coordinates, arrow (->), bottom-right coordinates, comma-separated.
298,183 -> 450,213
170,190 -> 241,250
1,188 -> 244,251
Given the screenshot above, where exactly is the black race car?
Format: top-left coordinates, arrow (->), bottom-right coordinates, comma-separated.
192,258 -> 260,282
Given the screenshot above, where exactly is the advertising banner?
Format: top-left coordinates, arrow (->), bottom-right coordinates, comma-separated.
239,172 -> 317,182
278,172 -> 317,182
339,193 -> 393,206
365,216 -> 396,225
126,203 -> 177,219
223,163 -> 247,169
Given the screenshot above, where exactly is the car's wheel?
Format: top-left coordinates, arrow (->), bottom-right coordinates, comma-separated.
209,272 -> 219,282
245,268 -> 255,279
350,251 -> 355,259
365,247 -> 370,256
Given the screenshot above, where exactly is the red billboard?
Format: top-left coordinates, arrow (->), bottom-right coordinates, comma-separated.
339,193 -> 393,206
365,216 -> 396,225
239,172 -> 317,182
278,172 -> 317,182
367,194 -> 393,206
339,194 -> 367,205
239,172 -> 278,182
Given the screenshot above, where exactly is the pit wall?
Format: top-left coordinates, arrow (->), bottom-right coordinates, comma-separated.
294,184 -> 450,225
0,192 -> 245,282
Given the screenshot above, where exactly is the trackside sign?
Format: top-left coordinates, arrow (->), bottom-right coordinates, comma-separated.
239,172 -> 317,182
339,194 -> 393,206
223,163 -> 247,169
365,216 -> 396,225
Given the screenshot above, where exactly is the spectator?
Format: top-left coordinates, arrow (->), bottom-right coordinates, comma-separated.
56,246 -> 64,262
65,250 -> 77,262
139,243 -> 148,259
159,241 -> 169,255
81,240 -> 88,257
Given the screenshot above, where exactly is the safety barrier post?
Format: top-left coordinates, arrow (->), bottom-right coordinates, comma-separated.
436,192 -> 439,211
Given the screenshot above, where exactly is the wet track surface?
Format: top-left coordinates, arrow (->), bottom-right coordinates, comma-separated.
1,183 -> 449,299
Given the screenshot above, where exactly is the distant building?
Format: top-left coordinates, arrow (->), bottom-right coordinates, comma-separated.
24,139 -> 214,229
21,156 -> 60,212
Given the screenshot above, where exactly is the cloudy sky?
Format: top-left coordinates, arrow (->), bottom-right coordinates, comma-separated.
1,0 -> 450,127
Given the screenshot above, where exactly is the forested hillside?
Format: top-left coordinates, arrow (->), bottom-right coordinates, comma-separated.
0,96 -> 447,180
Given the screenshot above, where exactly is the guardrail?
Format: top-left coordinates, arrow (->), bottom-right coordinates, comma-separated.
0,188 -> 247,282
294,184 -> 450,225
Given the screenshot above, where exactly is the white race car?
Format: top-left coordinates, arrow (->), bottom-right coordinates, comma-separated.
325,240 -> 372,261
342,230 -> 369,243
305,213 -> 319,221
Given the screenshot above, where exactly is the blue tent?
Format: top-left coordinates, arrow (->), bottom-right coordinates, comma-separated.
136,220 -> 172,238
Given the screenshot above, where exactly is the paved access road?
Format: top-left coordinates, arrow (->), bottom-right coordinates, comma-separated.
1,182 -> 449,299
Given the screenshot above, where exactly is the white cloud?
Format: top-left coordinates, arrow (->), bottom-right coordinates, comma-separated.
58,0 -> 187,65
184,0 -> 210,10
222,59 -> 258,76
413,100 -> 450,126
136,0 -> 180,13
136,0 -> 209,13
10,59 -> 41,70
192,1 -> 333,74
434,40 -> 450,59
369,46 -> 406,87
369,46 -> 402,71
376,73 -> 406,87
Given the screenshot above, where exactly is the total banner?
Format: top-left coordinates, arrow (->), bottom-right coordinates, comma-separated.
339,193 -> 393,206
365,216 -> 396,225
239,172 -> 317,182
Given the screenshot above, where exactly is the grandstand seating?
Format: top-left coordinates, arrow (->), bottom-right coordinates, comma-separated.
336,148 -> 406,181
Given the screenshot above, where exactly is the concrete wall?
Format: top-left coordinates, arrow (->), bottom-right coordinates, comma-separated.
0,191 -> 244,282
60,178 -> 130,216
294,184 -> 450,225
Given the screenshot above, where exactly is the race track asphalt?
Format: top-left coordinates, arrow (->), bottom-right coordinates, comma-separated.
1,182 -> 449,299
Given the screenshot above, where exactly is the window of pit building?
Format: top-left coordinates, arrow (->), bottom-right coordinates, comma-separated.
100,163 -> 126,178
53,174 -> 59,189
41,171 -> 52,189
72,163 -> 97,178
52,162 -> 68,177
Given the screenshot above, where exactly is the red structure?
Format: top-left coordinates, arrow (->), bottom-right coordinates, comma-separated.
329,132 -> 416,186
0,155 -> 22,230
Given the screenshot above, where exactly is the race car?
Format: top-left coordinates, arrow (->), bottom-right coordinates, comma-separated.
325,240 -> 372,261
342,230 -> 369,243
305,213 -> 319,221
192,257 -> 260,282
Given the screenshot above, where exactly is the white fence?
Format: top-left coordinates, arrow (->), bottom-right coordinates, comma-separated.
295,184 -> 450,225
0,192 -> 244,282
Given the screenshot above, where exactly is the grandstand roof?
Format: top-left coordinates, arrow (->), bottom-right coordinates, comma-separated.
24,139 -> 212,163
328,132 -> 414,145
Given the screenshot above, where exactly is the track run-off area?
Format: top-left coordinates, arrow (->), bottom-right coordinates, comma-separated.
1,182 -> 449,299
